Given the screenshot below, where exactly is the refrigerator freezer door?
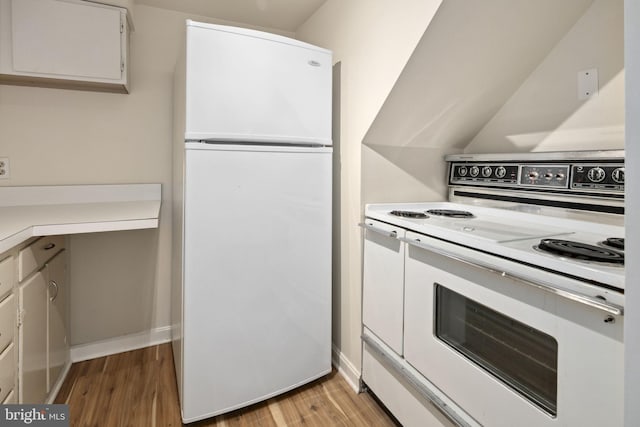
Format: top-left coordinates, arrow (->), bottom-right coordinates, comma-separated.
185,21 -> 332,145
181,144 -> 332,422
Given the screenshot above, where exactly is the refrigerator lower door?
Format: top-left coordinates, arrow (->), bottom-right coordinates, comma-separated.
181,143 -> 332,422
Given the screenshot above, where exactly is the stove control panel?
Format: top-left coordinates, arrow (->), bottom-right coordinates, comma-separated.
572,164 -> 624,191
450,161 -> 624,194
520,165 -> 569,188
451,164 -> 518,183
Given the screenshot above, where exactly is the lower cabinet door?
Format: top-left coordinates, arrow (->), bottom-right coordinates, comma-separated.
19,271 -> 48,403
46,252 -> 68,389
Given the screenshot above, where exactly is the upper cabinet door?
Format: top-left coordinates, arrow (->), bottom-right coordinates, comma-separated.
184,22 -> 332,145
12,0 -> 121,79
0,0 -> 129,92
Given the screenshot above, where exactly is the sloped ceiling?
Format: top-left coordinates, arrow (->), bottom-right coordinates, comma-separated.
134,0 -> 327,32
362,0 -> 594,153
465,0 -> 624,153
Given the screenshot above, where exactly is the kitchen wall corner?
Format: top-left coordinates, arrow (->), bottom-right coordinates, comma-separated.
295,0 -> 443,377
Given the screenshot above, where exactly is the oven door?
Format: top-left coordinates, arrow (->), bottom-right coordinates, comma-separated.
402,231 -> 623,427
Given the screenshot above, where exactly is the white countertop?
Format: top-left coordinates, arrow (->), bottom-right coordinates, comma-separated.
0,184 -> 161,253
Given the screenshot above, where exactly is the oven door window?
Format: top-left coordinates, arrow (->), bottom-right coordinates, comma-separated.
435,284 -> 558,416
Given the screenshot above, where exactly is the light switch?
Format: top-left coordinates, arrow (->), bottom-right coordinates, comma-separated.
578,68 -> 598,100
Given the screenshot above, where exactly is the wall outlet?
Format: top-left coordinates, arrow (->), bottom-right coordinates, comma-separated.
0,157 -> 10,179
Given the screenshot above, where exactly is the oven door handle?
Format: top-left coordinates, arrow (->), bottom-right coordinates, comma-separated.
358,222 -> 398,239
400,237 -> 624,316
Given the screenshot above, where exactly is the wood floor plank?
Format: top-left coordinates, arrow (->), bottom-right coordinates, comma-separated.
156,345 -> 183,427
55,344 -> 398,427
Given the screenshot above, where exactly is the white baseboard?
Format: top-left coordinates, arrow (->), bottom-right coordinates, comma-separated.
70,326 -> 172,362
47,360 -> 73,404
332,344 -> 361,393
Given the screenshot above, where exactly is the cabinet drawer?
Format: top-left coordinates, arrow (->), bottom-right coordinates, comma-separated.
18,236 -> 65,282
0,294 -> 15,352
0,343 -> 15,403
0,256 -> 13,299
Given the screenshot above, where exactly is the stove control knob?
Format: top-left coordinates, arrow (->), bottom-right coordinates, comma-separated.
458,166 -> 468,177
470,166 -> 480,177
544,172 -> 554,180
495,166 -> 506,178
612,167 -> 625,184
556,173 -> 566,180
528,171 -> 539,180
587,167 -> 606,183
482,166 -> 492,177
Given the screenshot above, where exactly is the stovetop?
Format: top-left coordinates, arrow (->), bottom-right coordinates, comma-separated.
365,201 -> 625,290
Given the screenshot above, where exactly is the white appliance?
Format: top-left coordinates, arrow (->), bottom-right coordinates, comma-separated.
171,21 -> 332,423
361,151 -> 624,427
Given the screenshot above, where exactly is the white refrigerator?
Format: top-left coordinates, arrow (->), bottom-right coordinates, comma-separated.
171,21 -> 333,423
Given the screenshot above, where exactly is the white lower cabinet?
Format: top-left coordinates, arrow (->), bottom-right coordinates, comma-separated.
0,252 -> 17,402
18,238 -> 70,403
47,252 -> 68,391
19,271 -> 48,403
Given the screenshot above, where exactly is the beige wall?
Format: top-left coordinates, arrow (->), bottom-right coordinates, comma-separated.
0,5 -> 293,345
296,0 -> 442,375
361,0 -> 594,205
466,0 -> 624,153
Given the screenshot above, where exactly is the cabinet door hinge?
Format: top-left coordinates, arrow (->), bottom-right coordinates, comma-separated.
120,16 -> 124,34
121,60 -> 125,73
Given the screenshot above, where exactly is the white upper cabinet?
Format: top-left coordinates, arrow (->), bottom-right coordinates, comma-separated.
0,0 -> 130,93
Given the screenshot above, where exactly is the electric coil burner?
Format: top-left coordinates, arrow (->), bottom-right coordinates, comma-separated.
389,210 -> 428,219
601,237 -> 625,251
426,209 -> 475,218
536,238 -> 624,265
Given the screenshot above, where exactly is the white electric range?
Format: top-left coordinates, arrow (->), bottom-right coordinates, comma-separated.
361,150 -> 625,427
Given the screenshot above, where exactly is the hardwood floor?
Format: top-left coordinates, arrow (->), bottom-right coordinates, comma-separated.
55,344 -> 398,427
